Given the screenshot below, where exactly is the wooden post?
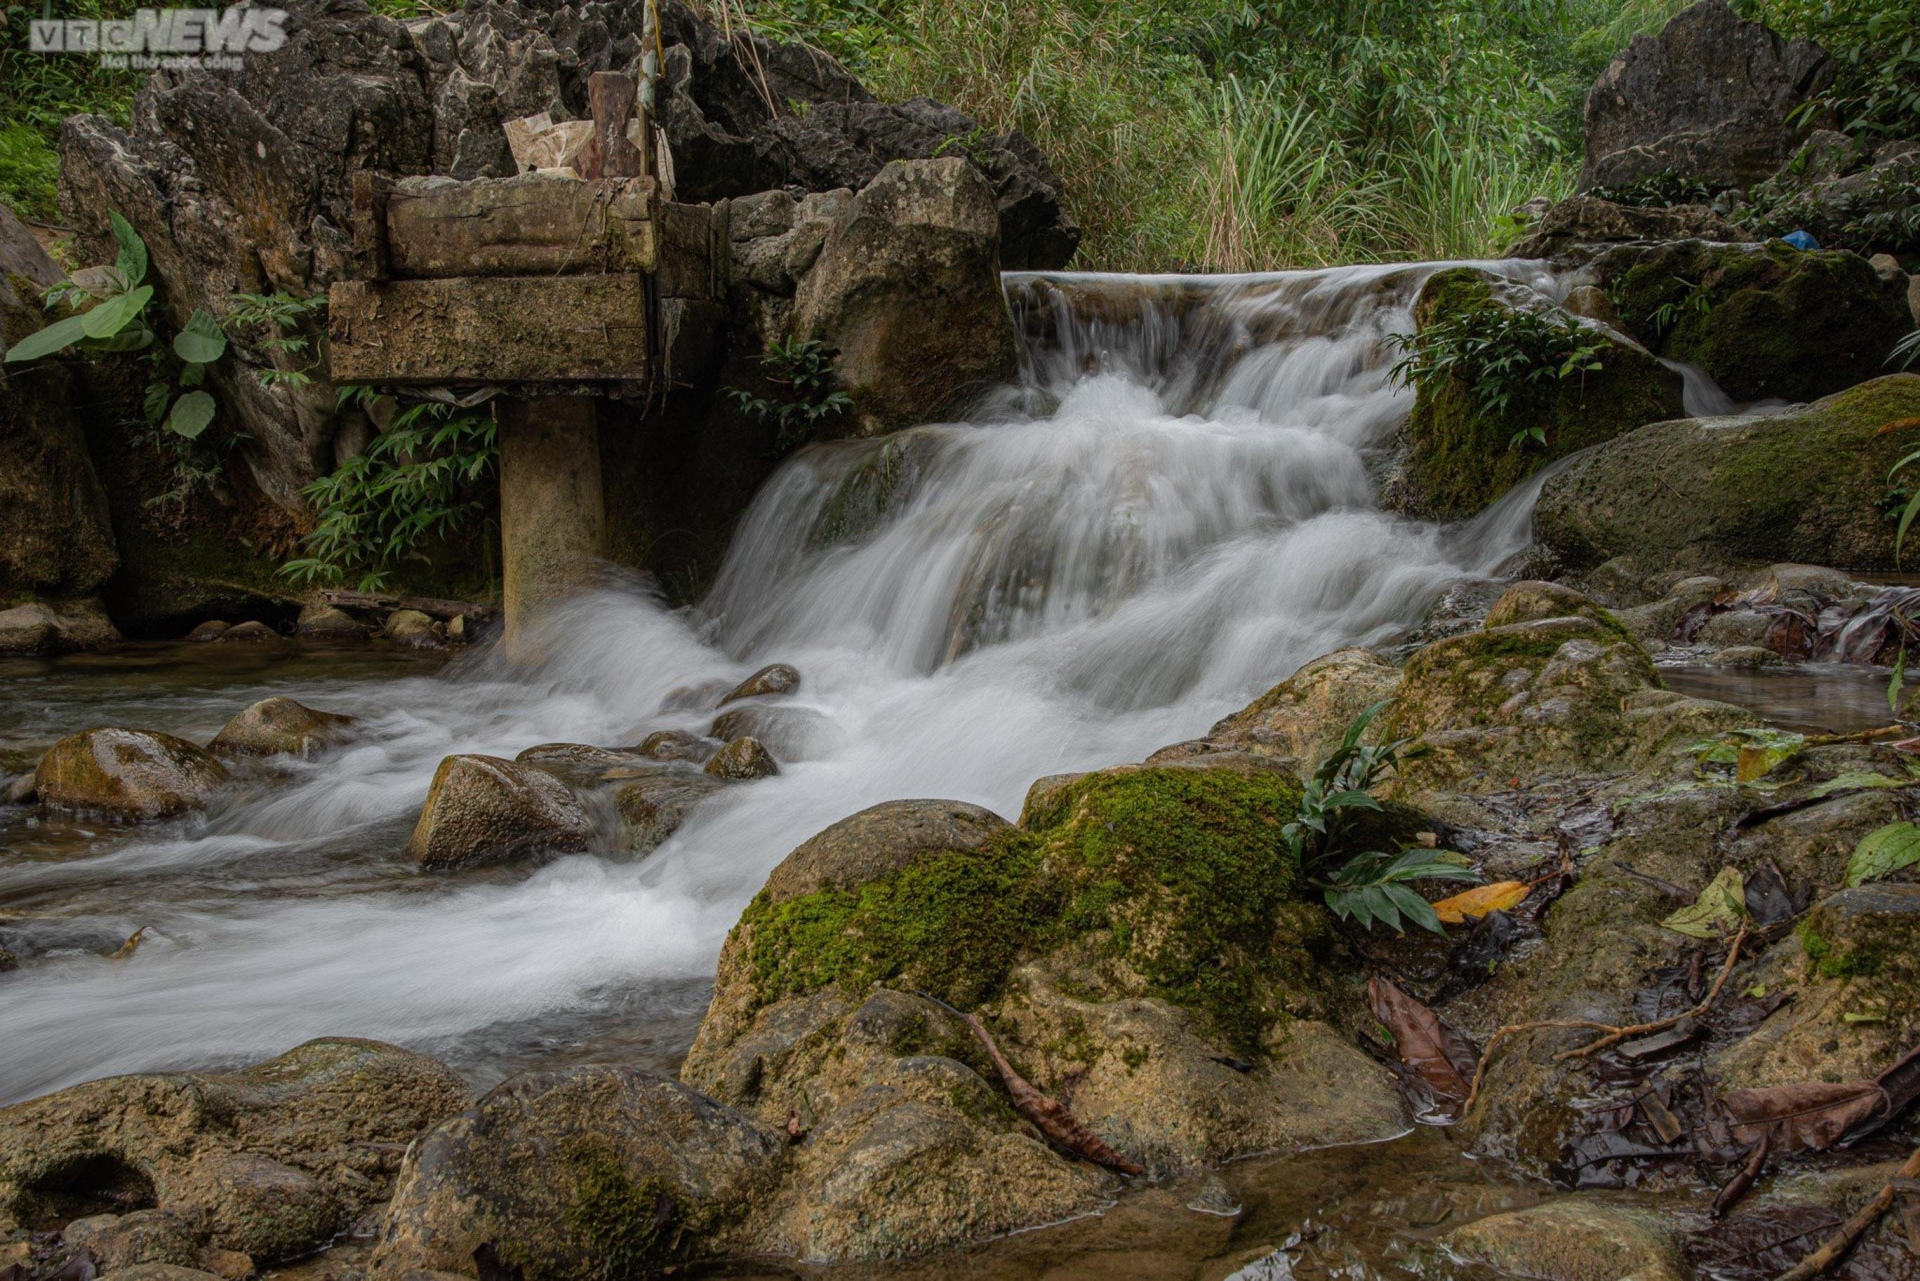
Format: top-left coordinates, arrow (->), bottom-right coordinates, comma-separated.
580,71 -> 642,181
496,395 -> 607,659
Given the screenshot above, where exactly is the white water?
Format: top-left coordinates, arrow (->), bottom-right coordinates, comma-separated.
1,262 -> 1570,1103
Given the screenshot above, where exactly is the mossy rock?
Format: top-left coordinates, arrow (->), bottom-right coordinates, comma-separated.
806,430 -> 939,548
1596,240 -> 1911,403
35,727 -> 230,820
1390,268 -> 1684,520
1535,374 -> 1920,573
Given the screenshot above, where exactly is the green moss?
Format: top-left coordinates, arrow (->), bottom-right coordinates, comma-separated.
1797,922 -> 1885,979
1398,268 -> 1684,520
744,767 -> 1312,1053
557,1143 -> 679,1281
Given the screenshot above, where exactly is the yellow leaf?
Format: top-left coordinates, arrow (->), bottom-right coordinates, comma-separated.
1661,866 -> 1746,938
1433,881 -> 1529,926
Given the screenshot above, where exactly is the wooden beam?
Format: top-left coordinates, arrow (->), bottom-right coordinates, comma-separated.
381,173 -> 656,279
350,171 -> 393,281
319,589 -> 496,622
327,275 -> 651,384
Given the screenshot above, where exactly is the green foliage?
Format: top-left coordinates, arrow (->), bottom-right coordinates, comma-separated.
1285,702 -> 1477,933
226,291 -> 328,390
1848,821 -> 1920,887
281,389 -> 498,591
1587,170 -> 1727,210
726,338 -> 852,450
1392,304 -> 1608,452
1752,0 -> 1920,140
0,0 -> 139,220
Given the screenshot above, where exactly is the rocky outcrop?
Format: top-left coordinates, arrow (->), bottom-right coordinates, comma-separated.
0,601 -> 118,656
1509,195 -> 1739,259
0,1039 -> 470,1263
1580,0 -> 1832,192
35,729 -> 231,820
1586,239 -> 1911,403
1384,268 -> 1684,520
1535,375 -> 1920,575
209,697 -> 358,758
1738,133 -> 1920,257
405,753 -> 592,868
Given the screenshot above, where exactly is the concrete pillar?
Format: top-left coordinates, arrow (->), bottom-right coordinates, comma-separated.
497,395 -> 606,658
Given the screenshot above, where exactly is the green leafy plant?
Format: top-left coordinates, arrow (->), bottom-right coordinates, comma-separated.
226,292 -> 329,391
1587,170 -> 1725,209
1641,275 -> 1712,343
5,211 -> 154,363
726,338 -> 852,451
281,389 -> 498,591
1391,304 -> 1607,451
1847,821 -> 1920,886
1283,701 -> 1479,933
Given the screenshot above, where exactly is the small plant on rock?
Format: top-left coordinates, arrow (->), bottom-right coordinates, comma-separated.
1391,304 -> 1607,451
726,337 -> 852,452
1283,701 -> 1479,933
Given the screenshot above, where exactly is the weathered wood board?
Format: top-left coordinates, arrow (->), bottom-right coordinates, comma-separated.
380,172 -> 658,279
327,275 -> 650,384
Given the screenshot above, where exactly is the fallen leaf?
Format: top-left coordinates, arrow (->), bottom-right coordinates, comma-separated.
1722,1080 -> 1888,1155
1432,880 -> 1529,925
1847,822 -> 1920,887
1876,417 -> 1920,436
1742,861 -> 1796,928
1662,866 -> 1747,938
1366,976 -> 1477,1120
1808,772 -> 1911,799
109,926 -> 147,960
963,1013 -> 1144,1175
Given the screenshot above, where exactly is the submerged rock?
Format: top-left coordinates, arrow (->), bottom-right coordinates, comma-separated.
614,772 -> 728,855
1447,1198 -> 1685,1281
718,662 -> 801,705
36,729 -> 231,820
219,621 -> 280,642
703,737 -> 779,781
0,1039 -> 470,1263
632,729 -> 716,764
1535,375 -> 1920,574
406,754 -> 592,869
209,698 -> 358,758
370,1066 -> 783,1279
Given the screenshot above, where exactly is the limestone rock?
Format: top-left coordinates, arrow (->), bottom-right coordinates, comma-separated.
614,772 -> 727,855
703,737 -> 779,781
36,729 -> 231,820
0,601 -> 119,655
0,1039 -> 470,1263
1384,267 -> 1683,520
1206,649 -> 1404,770
62,1208 -> 206,1272
793,158 -> 1021,433
1447,1198 -> 1685,1281
1590,239 -> 1910,403
1511,195 -> 1740,259
405,754 -> 592,869
1535,376 -> 1920,573
1579,0 -> 1832,192
370,1066 -> 784,1279
294,604 -> 369,639
719,662 -> 801,705
209,698 -> 357,758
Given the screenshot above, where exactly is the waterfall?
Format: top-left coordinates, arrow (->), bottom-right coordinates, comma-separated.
0,261 -> 1578,1102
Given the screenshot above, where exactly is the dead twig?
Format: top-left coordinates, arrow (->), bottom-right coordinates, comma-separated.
1462,926 -> 1748,1113
1714,1132 -> 1770,1220
1775,1144 -> 1920,1281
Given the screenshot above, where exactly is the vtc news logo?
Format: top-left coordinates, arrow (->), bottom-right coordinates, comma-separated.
28,5 -> 289,70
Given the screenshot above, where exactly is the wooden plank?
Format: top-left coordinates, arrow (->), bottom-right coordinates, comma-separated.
320,589 -> 495,622
382,172 -> 657,279
327,275 -> 651,384
350,171 -> 392,282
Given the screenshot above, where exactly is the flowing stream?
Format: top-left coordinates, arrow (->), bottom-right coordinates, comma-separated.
4,260 -> 1610,1106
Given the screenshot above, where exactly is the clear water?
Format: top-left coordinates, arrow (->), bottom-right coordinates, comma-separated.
1,262 -> 1585,1104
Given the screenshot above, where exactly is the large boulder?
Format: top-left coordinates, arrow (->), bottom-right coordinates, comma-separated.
35,729 -> 230,820
1579,0 -> 1833,192
208,697 -> 357,758
1510,195 -> 1740,259
405,754 -> 593,868
1588,239 -> 1911,403
791,158 -> 1021,433
0,203 -> 120,615
370,1066 -> 784,1279
1384,268 -> 1684,520
0,1039 -> 470,1262
1535,375 -> 1920,575
0,601 -> 118,656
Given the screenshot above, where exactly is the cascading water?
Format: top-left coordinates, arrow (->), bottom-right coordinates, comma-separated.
2,260 -> 1584,1103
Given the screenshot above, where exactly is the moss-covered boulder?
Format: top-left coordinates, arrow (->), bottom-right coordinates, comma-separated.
0,1039 -> 469,1262
35,728 -> 230,820
404,754 -> 592,869
370,1068 -> 783,1281
1203,648 -> 1403,771
1593,240 -> 1911,403
1534,375 -> 1920,574
208,698 -> 358,759
1387,268 -> 1685,519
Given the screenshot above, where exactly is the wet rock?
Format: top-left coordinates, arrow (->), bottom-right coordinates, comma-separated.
1510,195 -> 1739,259
405,754 -> 592,869
703,737 -> 779,781
633,730 -> 715,764
1447,1197 -> 1685,1281
793,158 -> 1021,433
1697,609 -> 1772,647
0,601 -> 118,655
36,729 -> 231,820
1700,643 -> 1780,668
218,622 -> 279,643
1,774 -> 31,805
370,1066 -> 784,1279
1384,267 -> 1684,520
294,604 -> 369,640
1207,648 -> 1403,771
1590,240 -> 1910,403
512,742 -> 645,787
209,698 -> 358,759
1579,0 -> 1832,192
718,663 -> 801,705
104,1267 -> 226,1281
62,1208 -> 205,1271
383,610 -> 440,648
187,621 -> 231,642
1562,284 -> 1622,327
614,773 -> 727,855
707,704 -> 835,760
764,800 -> 1010,906
0,1039 -> 470,1263
1536,375 -> 1920,573
201,1249 -> 252,1280
1484,580 -> 1631,634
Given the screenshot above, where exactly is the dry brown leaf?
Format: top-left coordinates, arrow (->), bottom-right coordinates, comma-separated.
1432,881 -> 1529,925
1875,417 -> 1920,436
1367,976 -> 1477,1119
962,1013 -> 1144,1175
1722,1080 -> 1888,1155
109,926 -> 147,960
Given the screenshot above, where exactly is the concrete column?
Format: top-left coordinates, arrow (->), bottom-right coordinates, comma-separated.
497,395 -> 606,659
